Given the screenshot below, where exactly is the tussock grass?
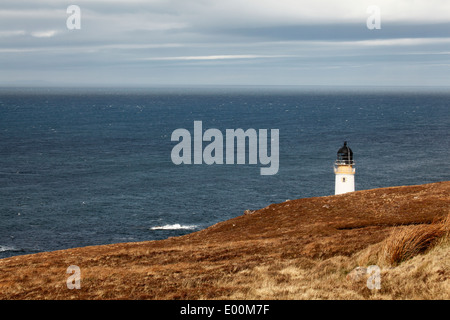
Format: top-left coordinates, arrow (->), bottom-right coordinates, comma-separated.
381,214 -> 450,266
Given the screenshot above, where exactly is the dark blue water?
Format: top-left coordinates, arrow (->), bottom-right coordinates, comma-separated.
1,86 -> 449,258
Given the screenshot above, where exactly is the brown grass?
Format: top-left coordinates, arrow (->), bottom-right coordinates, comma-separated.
381,217 -> 449,266
0,181 -> 449,300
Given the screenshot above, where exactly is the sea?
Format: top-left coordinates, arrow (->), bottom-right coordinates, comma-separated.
0,86 -> 449,259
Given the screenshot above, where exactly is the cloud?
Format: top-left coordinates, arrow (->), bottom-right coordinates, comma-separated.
154,0 -> 450,27
30,30 -> 58,38
323,37 -> 450,47
0,30 -> 26,37
0,0 -> 449,86
141,54 -> 292,61
356,37 -> 450,46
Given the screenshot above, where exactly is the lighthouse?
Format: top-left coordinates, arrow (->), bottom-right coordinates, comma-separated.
334,141 -> 355,195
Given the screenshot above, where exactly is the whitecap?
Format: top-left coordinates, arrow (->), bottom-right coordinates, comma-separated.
0,245 -> 17,253
150,224 -> 197,231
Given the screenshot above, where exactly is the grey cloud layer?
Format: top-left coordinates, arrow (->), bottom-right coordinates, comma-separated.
1,0 -> 449,86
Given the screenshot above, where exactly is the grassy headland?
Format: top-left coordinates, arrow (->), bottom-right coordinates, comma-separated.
0,181 -> 449,299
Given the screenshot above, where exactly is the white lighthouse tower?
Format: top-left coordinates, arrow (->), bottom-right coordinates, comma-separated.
334,141 -> 355,195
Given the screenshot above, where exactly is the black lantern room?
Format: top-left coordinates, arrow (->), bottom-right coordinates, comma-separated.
336,141 -> 354,165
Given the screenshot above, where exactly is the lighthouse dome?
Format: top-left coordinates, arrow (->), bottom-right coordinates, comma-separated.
336,141 -> 353,164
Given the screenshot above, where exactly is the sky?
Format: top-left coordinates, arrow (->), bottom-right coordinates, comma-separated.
1,0 -> 450,87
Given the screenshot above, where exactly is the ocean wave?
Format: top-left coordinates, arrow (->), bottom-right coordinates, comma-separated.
150,224 -> 198,231
0,245 -> 19,253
